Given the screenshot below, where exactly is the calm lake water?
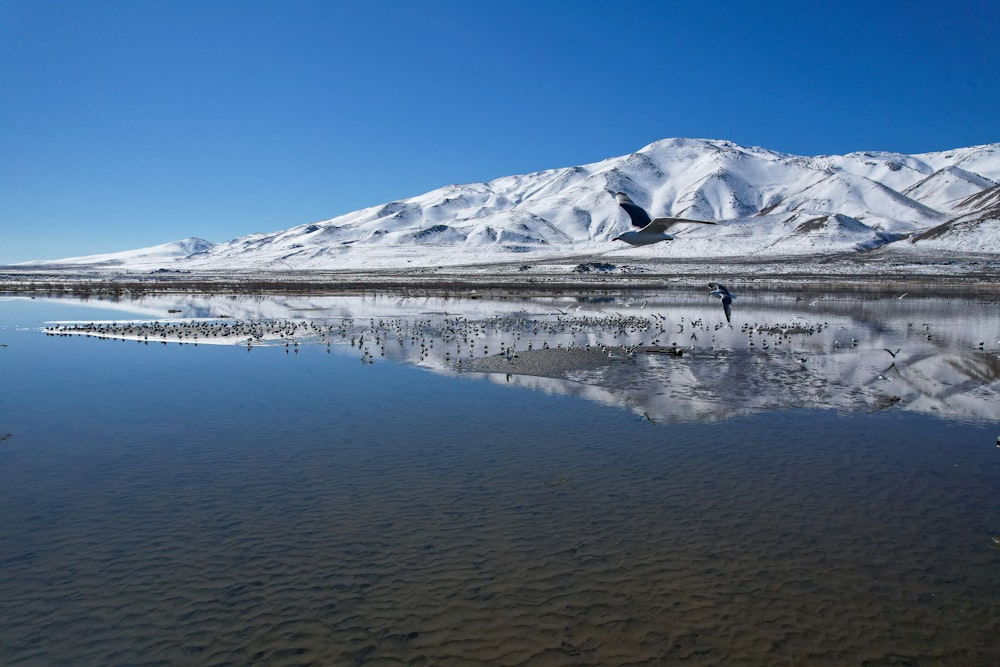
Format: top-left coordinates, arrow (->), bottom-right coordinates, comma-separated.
1,293 -> 999,665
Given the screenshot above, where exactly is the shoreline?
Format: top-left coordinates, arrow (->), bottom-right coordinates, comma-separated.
3,249 -> 999,299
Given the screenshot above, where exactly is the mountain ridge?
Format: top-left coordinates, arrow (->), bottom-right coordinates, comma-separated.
16,138 -> 1000,270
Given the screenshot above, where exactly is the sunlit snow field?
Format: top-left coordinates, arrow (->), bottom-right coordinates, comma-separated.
1,292 -> 998,665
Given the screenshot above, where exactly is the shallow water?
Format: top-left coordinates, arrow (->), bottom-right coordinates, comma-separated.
1,295 -> 999,665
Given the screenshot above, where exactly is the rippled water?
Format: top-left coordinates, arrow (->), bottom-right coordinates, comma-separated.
1,295 -> 999,665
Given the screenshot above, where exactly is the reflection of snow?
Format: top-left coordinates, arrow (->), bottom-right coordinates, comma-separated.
38,293 -> 1000,424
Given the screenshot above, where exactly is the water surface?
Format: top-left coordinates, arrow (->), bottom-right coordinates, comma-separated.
1,295 -> 998,665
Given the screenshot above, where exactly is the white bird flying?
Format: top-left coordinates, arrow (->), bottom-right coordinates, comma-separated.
708,282 -> 735,323
613,192 -> 716,246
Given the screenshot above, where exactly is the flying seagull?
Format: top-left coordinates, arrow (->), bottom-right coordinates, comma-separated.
612,192 -> 716,246
708,282 -> 735,323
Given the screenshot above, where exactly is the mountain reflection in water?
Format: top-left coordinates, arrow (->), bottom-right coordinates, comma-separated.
4,291 -> 1000,665
40,291 -> 1000,423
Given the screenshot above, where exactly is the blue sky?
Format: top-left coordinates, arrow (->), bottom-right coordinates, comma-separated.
2,0 -> 998,263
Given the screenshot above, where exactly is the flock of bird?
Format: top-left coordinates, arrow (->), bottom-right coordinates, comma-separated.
37,289 -> 1000,432
45,319 -> 337,346
41,304 -> 862,372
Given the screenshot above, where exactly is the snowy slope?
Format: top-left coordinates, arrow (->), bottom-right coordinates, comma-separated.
910,184 -> 1000,250
22,237 -> 216,267
17,138 -> 1000,270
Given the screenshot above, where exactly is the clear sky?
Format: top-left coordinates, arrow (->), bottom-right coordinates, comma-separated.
2,0 -> 998,263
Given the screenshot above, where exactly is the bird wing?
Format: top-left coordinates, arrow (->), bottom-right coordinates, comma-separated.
709,282 -> 732,298
645,217 -> 717,233
722,297 -> 732,323
615,192 -> 651,228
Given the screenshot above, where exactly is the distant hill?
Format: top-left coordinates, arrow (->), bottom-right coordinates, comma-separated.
18,138 -> 1000,270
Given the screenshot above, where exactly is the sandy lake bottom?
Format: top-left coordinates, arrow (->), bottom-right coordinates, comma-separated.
1,294 -> 998,665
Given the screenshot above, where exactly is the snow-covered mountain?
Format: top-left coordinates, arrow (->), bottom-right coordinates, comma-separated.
20,138 -> 1000,270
